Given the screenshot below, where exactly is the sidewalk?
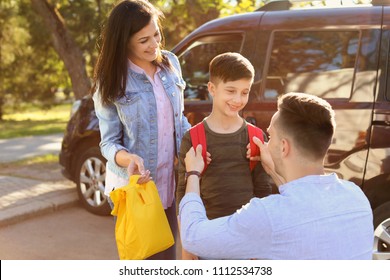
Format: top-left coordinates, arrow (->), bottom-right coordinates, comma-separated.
0,133 -> 64,163
0,134 -> 79,227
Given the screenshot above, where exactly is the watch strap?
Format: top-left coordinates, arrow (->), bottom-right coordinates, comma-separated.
185,170 -> 201,181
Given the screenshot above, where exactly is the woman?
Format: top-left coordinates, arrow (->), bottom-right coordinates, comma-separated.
91,0 -> 190,260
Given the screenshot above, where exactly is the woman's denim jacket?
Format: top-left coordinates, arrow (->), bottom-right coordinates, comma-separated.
93,51 -> 191,180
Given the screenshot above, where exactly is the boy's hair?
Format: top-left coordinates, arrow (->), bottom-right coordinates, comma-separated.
209,52 -> 254,84
276,92 -> 336,160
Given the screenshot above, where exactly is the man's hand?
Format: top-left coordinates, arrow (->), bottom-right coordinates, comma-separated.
185,144 -> 205,173
253,136 -> 286,186
246,143 -> 260,161
206,151 -> 212,165
127,160 -> 151,184
181,248 -> 199,260
184,145 -> 204,195
252,137 -> 275,175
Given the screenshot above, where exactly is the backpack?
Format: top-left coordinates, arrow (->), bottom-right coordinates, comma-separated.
189,121 -> 264,173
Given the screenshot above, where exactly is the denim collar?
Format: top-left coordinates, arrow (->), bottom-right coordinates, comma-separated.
127,59 -> 161,80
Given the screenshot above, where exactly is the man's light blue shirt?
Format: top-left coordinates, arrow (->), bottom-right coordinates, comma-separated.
179,173 -> 373,259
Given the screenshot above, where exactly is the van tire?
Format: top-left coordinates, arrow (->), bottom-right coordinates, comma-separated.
75,146 -> 111,216
372,202 -> 390,260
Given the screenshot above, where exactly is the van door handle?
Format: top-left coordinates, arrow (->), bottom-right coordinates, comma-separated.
372,120 -> 390,127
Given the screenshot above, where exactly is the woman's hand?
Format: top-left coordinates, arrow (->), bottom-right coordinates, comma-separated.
127,159 -> 151,184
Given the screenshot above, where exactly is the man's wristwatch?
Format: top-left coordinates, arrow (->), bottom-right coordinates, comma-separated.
185,170 -> 201,182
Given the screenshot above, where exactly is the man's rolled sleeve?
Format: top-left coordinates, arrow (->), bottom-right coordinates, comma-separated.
179,192 -> 206,219
179,193 -> 209,253
179,193 -> 273,259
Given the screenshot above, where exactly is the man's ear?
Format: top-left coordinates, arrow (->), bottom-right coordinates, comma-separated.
281,138 -> 290,158
208,81 -> 216,97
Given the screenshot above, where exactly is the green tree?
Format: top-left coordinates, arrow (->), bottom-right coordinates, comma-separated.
154,0 -> 264,49
0,0 -> 267,119
30,0 -> 91,100
0,0 -> 72,119
0,0 -> 14,119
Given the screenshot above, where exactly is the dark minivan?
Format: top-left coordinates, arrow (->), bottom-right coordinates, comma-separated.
60,1 -> 390,259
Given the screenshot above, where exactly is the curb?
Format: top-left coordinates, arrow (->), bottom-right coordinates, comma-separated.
0,176 -> 79,227
0,190 -> 79,228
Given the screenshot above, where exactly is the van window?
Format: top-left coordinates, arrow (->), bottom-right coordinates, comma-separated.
264,30 -> 360,100
178,34 -> 243,101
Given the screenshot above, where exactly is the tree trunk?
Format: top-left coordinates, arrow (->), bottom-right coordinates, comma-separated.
0,15 -> 4,121
0,96 -> 4,121
30,0 -> 90,100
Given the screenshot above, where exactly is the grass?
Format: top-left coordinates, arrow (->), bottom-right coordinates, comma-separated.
0,154 -> 59,168
0,103 -> 72,139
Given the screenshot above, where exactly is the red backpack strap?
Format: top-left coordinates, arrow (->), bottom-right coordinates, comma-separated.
189,122 -> 208,173
247,123 -> 264,171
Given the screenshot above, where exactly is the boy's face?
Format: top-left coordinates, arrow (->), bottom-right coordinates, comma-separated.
208,78 -> 252,117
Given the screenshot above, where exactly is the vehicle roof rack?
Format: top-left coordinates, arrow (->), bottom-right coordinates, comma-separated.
256,0 -> 292,11
256,0 -> 390,11
372,0 -> 390,5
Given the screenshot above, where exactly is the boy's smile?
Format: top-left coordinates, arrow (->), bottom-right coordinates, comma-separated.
209,79 -> 252,117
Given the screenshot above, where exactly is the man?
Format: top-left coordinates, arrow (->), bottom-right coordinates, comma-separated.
179,92 -> 373,260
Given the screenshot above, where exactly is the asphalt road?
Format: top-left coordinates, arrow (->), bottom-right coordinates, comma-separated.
0,205 -> 118,260
0,133 -> 182,260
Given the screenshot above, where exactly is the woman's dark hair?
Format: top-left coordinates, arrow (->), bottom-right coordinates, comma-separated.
91,0 -> 170,105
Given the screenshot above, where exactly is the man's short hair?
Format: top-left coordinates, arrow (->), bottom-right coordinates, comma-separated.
277,92 -> 336,160
209,52 -> 254,84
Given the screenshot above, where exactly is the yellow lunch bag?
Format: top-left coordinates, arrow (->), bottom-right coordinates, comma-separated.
109,175 -> 174,260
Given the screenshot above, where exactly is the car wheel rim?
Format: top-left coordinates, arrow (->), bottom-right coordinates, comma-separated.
373,218 -> 390,260
79,157 -> 106,208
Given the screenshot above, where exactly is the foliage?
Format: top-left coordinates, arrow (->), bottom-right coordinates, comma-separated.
0,0 -> 72,120
0,0 -> 265,119
153,0 -> 264,49
53,0 -> 114,76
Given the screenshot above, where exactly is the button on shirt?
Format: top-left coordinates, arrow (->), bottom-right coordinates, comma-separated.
130,61 -> 175,209
105,60 -> 175,209
179,173 -> 374,259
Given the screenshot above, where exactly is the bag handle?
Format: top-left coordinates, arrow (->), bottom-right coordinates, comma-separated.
129,175 -> 155,205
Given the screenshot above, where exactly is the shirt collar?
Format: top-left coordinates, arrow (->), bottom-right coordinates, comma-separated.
128,59 -> 161,75
279,173 -> 339,193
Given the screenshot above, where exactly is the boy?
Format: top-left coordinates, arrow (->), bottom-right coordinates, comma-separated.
176,52 -> 272,259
